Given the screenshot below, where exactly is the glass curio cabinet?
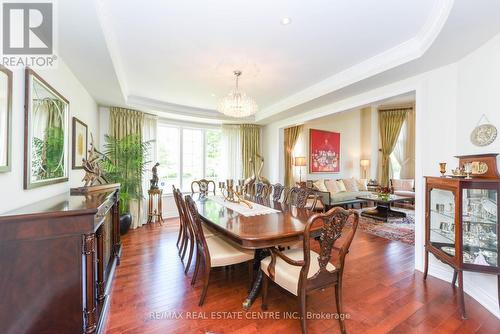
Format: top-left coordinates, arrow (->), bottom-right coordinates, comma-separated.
424,154 -> 500,319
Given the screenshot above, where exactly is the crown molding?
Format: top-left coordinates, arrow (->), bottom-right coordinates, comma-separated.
126,95 -> 255,124
93,0 -> 453,125
255,0 -> 454,122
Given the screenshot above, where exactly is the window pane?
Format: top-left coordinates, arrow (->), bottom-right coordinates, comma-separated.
205,129 -> 222,182
182,128 -> 203,191
157,126 -> 180,192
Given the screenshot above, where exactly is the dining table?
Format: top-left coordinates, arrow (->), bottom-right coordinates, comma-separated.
195,195 -> 316,309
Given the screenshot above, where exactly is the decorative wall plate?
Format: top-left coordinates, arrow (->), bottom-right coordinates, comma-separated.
470,123 -> 497,147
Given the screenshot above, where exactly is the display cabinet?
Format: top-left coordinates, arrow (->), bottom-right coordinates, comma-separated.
424,154 -> 500,319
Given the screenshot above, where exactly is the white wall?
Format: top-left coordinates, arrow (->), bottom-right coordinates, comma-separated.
293,109 -> 363,181
263,33 -> 500,318
0,61 -> 99,214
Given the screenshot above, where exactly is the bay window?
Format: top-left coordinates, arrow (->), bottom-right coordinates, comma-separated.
157,123 -> 221,193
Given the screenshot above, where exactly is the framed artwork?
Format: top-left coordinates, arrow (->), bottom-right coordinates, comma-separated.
0,65 -> 12,172
24,68 -> 69,189
72,117 -> 88,169
309,129 -> 340,173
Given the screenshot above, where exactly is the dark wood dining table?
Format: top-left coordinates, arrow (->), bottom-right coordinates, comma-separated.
195,195 -> 314,309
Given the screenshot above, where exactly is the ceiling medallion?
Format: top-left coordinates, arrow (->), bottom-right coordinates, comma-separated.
217,70 -> 258,118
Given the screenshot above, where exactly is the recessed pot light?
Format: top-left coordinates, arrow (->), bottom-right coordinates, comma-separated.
281,17 -> 292,25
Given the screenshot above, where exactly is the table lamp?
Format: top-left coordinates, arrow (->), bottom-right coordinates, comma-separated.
360,159 -> 370,179
294,157 -> 307,183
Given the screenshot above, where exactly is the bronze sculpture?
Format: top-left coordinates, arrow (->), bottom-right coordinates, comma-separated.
150,162 -> 160,189
255,153 -> 271,187
81,134 -> 107,187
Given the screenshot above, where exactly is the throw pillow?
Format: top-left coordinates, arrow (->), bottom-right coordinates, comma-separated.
335,180 -> 347,192
358,178 -> 368,191
324,179 -> 339,195
342,178 -> 359,192
313,179 -> 328,192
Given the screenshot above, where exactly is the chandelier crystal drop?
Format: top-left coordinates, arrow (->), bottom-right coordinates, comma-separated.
217,70 -> 258,118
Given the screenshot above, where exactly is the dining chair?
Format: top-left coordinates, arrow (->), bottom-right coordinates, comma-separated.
172,185 -> 186,252
286,187 -> 316,209
255,182 -> 270,199
191,179 -> 216,196
283,186 -> 296,204
272,183 -> 285,202
173,187 -> 217,275
172,187 -> 196,274
184,195 -> 255,306
260,207 -> 359,334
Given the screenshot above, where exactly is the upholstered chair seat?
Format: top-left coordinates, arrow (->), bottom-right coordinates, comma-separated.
202,226 -> 217,237
261,248 -> 335,295
206,237 -> 254,267
260,207 -> 359,334
184,195 -> 255,306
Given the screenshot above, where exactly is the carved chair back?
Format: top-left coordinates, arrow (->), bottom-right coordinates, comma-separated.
172,185 -> 185,224
272,183 -> 285,202
286,187 -> 316,209
283,187 -> 294,204
184,195 -> 211,266
255,182 -> 270,199
266,206 -> 359,292
172,187 -> 195,243
191,179 -> 216,196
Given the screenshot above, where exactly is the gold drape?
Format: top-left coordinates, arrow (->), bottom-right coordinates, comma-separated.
240,124 -> 261,179
379,108 -> 407,187
284,125 -> 303,187
110,107 -> 144,140
109,107 -> 145,228
403,107 -> 416,179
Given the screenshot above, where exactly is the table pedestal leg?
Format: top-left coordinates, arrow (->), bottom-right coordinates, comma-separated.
243,249 -> 269,310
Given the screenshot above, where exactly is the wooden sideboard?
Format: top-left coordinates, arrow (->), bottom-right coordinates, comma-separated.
0,186 -> 121,334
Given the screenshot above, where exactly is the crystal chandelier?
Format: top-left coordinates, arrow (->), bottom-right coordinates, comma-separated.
217,70 -> 258,118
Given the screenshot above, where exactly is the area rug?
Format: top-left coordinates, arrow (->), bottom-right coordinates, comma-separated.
355,207 -> 415,245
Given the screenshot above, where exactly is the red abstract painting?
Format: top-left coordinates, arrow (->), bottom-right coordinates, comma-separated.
309,129 -> 340,173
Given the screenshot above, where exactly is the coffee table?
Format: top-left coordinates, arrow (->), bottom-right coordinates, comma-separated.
356,194 -> 411,222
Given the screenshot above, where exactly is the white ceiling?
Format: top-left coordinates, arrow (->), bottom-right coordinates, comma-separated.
58,0 -> 500,123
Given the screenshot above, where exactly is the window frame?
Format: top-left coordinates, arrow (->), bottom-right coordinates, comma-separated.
157,120 -> 221,193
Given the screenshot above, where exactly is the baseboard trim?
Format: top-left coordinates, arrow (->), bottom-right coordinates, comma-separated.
427,261 -> 500,318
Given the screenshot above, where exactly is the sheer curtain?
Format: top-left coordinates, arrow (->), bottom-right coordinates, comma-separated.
390,106 -> 415,180
391,120 -> 407,179
221,125 -> 242,181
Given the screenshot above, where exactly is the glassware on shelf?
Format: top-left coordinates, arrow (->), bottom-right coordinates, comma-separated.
462,188 -> 498,267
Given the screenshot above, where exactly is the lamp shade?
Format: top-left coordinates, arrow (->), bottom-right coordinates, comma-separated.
360,159 -> 370,167
294,157 -> 307,167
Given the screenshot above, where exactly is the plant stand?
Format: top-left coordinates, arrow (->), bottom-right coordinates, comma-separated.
147,188 -> 164,225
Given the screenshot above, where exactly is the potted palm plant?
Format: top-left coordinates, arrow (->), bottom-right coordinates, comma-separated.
102,134 -> 152,234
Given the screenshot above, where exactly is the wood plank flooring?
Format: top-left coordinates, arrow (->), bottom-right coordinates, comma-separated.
104,219 -> 500,334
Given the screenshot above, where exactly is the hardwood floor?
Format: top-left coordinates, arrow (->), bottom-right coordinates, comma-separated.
104,219 -> 500,334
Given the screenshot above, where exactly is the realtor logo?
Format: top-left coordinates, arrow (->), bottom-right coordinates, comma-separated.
2,2 -> 53,54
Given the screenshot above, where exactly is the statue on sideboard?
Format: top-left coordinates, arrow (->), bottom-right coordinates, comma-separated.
150,162 -> 160,189
82,134 -> 107,187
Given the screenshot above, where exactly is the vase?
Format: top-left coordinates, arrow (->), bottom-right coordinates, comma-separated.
120,213 -> 132,235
